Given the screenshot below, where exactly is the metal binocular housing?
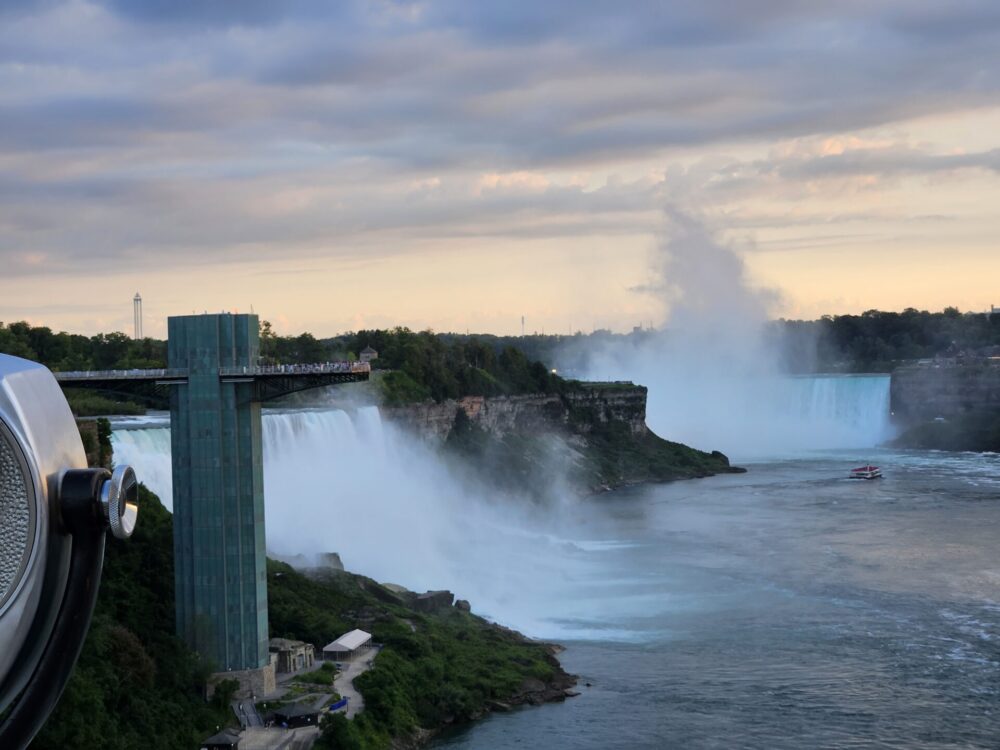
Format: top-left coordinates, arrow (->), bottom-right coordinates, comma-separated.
0,354 -> 138,749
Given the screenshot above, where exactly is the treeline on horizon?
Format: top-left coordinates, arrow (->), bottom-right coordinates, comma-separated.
4,306 -> 999,388
431,308 -> 1000,373
777,307 -> 1000,372
0,320 -> 564,408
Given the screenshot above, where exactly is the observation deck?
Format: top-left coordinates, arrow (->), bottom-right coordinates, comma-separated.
54,313 -> 373,681
54,362 -> 370,404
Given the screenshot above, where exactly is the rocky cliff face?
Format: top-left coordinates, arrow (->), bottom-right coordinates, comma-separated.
891,363 -> 1000,423
381,384 -> 649,444
381,383 -> 738,492
890,362 -> 1000,451
563,385 -> 648,436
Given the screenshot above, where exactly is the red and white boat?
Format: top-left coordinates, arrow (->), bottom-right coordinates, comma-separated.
849,464 -> 882,480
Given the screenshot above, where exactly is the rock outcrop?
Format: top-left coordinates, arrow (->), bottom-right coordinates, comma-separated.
381,383 -> 740,491
890,361 -> 1000,452
381,383 -> 650,444
891,362 -> 1000,422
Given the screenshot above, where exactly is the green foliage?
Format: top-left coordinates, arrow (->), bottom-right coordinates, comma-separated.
96,418 -> 113,468
294,662 -> 338,687
63,389 -> 146,417
377,370 -> 431,406
0,321 -> 166,371
582,420 -> 732,487
333,328 -> 563,403
778,307 -> 1000,372
258,320 -> 330,364
33,487 -> 232,749
211,679 -> 240,710
267,566 -> 563,750
0,317 -> 563,408
0,321 -> 163,414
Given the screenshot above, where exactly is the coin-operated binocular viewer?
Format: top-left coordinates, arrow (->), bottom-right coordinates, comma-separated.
0,354 -> 139,749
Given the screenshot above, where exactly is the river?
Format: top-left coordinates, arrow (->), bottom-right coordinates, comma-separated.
111,405 -> 1000,748
433,449 -> 1000,749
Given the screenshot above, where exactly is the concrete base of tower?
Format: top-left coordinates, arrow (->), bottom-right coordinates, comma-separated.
207,663 -> 276,700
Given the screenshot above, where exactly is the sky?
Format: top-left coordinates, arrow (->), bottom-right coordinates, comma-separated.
1,0 -> 999,338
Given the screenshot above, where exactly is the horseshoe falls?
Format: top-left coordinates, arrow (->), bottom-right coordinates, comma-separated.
642,374 -> 893,459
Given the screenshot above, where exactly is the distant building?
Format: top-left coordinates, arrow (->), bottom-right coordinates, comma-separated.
359,345 -> 379,364
133,292 -> 143,339
269,638 -> 315,674
323,629 -> 372,661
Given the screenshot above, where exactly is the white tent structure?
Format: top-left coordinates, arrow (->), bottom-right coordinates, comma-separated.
323,629 -> 372,661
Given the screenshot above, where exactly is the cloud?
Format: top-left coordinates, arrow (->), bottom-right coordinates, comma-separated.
1,0 -> 1000,291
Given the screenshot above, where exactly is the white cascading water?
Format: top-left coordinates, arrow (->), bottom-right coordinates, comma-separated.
641,373 -> 893,460
787,375 -> 892,442
112,407 -> 633,640
571,211 -> 894,460
110,375 -> 891,638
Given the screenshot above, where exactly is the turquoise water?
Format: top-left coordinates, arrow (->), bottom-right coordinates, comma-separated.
434,450 -> 1000,749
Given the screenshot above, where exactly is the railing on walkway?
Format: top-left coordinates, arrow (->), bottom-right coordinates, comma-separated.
54,362 -> 370,382
54,368 -> 189,381
219,362 -> 371,377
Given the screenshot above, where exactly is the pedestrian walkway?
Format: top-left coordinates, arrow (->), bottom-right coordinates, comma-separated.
246,700 -> 265,727
331,647 -> 380,719
232,699 -> 264,728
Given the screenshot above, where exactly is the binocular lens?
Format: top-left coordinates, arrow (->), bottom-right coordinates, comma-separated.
0,423 -> 33,612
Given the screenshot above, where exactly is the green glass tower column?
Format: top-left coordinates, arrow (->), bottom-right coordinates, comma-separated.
168,314 -> 268,672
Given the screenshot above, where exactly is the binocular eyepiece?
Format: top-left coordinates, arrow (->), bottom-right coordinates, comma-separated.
0,353 -> 139,749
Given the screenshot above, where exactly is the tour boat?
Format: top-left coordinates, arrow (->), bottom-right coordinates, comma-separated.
849,465 -> 882,480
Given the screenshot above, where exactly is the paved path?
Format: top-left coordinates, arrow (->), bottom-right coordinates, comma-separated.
232,699 -> 265,728
332,648 -> 380,719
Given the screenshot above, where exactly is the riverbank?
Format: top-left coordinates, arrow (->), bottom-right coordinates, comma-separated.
37,479 -> 579,750
270,562 -> 578,750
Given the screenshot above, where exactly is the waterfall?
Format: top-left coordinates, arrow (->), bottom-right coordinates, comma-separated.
111,419 -> 173,503
111,407 -> 613,638
788,375 -> 892,443
643,374 -> 893,459
108,377 -> 894,638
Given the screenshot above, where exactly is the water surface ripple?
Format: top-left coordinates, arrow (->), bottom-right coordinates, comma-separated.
436,450 -> 1000,749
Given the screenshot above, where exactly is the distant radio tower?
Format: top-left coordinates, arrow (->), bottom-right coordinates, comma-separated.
521,315 -> 525,337
133,292 -> 143,339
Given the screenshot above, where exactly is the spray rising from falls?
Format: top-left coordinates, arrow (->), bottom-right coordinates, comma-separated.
573,210 -> 893,458
112,407 -> 657,641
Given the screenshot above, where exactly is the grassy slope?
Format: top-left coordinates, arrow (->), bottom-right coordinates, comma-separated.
33,489 -> 231,750
35,487 -> 569,750
581,421 -> 737,488
269,562 -> 568,750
